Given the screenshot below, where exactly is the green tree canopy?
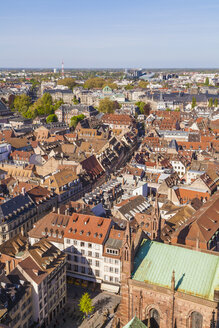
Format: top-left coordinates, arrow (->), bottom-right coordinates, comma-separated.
79,293 -> 94,316
208,98 -> 213,107
103,82 -> 118,90
205,77 -> 209,86
30,93 -> 54,116
73,96 -> 79,105
98,97 -> 116,114
125,84 -> 134,90
84,77 -> 106,89
70,114 -> 85,128
192,97 -> 197,108
135,101 -> 151,115
138,80 -> 149,89
57,78 -> 77,89
46,114 -> 58,123
13,94 -> 32,113
214,98 -> 218,107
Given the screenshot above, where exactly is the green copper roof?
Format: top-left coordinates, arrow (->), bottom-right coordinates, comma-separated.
123,316 -> 147,328
132,240 -> 219,301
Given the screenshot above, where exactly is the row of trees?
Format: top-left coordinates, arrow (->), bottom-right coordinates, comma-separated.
12,93 -> 62,120
57,77 -> 78,89
192,96 -> 218,108
208,98 -> 218,107
83,77 -> 118,90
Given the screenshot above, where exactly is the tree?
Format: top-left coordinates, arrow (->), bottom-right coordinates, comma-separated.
98,97 -> 115,114
138,80 -> 149,89
46,114 -> 58,123
214,98 -> 218,107
135,101 -> 151,115
84,77 -> 106,89
125,84 -> 134,90
192,97 -> 196,108
208,98 -> 213,107
57,78 -> 77,89
70,114 -> 85,128
205,77 -> 209,86
13,94 -> 32,114
30,93 -> 54,116
73,96 -> 79,105
143,103 -> 151,116
79,293 -> 94,316
8,94 -> 15,109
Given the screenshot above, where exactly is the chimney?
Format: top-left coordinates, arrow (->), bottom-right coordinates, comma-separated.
20,226 -> 25,236
171,270 -> 175,292
12,259 -> 16,269
65,208 -> 69,216
57,207 -> 60,214
12,241 -> 19,254
5,260 -> 10,275
168,187 -> 172,201
52,206 -> 56,213
21,187 -> 26,196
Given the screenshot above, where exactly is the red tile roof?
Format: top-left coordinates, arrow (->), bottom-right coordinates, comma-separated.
64,213 -> 111,244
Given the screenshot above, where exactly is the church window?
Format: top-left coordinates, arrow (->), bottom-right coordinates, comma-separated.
146,308 -> 160,328
191,312 -> 203,328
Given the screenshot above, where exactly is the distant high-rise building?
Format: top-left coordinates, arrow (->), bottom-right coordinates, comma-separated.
54,68 -> 57,73
61,60 -> 64,79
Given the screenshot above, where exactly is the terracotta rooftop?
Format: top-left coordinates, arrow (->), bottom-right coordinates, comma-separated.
64,213 -> 111,244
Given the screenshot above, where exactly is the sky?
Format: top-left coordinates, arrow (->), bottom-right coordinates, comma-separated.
0,0 -> 219,68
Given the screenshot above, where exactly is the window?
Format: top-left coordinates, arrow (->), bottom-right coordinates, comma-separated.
88,251 -> 92,257
67,239 -> 70,244
74,240 -> 77,246
74,265 -> 78,272
147,309 -> 160,328
191,312 -> 203,328
88,259 -> 92,265
104,275 -> 109,281
81,250 -> 85,255
95,252 -> 99,258
80,242 -> 84,247
95,270 -> 100,277
88,243 -> 92,248
109,267 -> 113,273
95,261 -> 99,267
81,267 -> 85,274
88,268 -> 92,275
115,268 -> 119,274
110,276 -> 113,282
104,266 -> 108,272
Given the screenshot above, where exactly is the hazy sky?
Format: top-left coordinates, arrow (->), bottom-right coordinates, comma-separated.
0,0 -> 219,68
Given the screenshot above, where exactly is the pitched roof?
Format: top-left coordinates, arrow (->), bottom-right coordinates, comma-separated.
173,191 -> 219,245
123,317 -> 147,328
132,239 -> 219,301
80,155 -> 104,179
0,194 -> 35,224
28,212 -> 71,243
44,169 -> 78,189
64,213 -> 111,244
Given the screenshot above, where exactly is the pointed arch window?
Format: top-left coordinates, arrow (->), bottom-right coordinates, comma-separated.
191,312 -> 203,328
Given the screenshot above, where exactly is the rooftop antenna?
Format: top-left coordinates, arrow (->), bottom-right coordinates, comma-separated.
61,60 -> 64,79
